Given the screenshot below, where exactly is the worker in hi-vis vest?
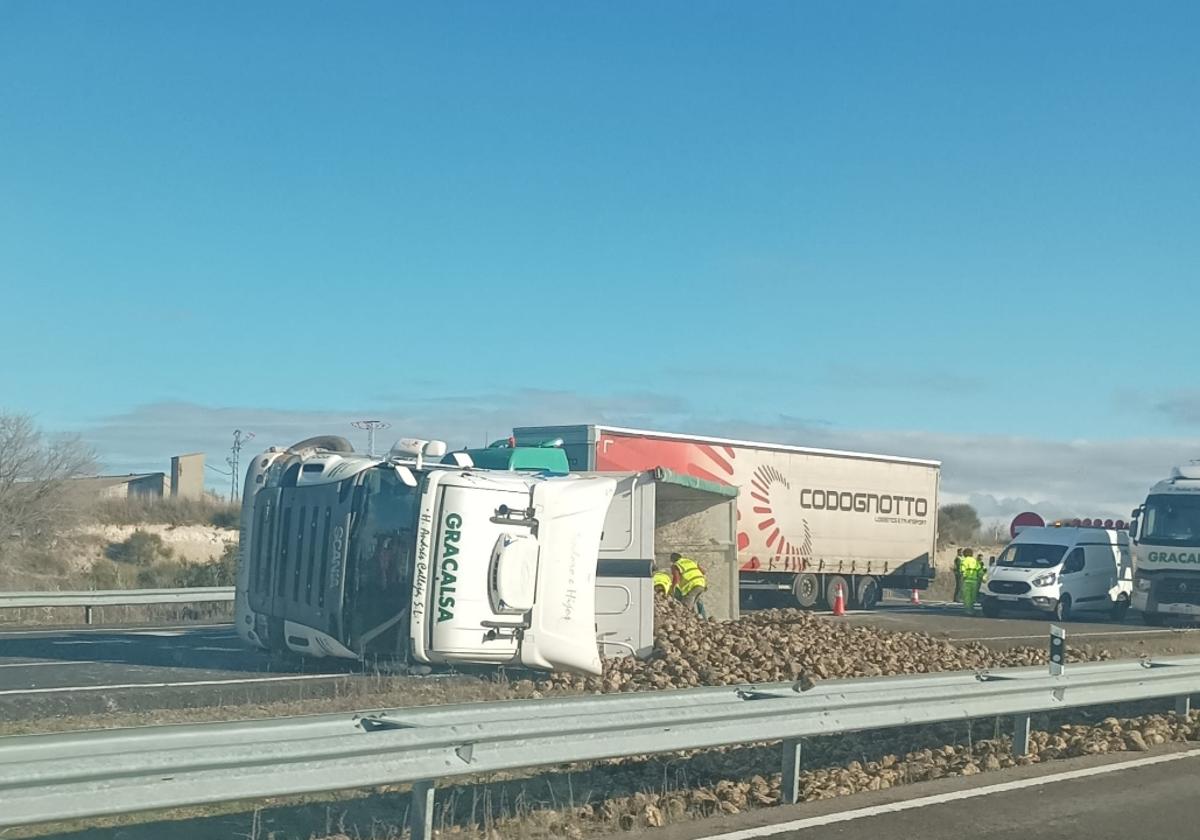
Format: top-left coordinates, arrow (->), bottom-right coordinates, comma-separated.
671,553 -> 708,615
652,569 -> 673,597
959,548 -> 985,614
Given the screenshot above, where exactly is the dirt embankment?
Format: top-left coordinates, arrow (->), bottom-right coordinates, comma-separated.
75,523 -> 237,565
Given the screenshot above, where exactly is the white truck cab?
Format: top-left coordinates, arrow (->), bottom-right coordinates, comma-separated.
981,525 -> 1132,621
234,435 -> 616,675
1130,462 -> 1200,625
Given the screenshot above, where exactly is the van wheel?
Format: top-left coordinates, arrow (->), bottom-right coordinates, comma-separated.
793,574 -> 821,609
1142,611 -> 1166,627
855,576 -> 881,610
1110,594 -> 1130,622
981,598 -> 1001,618
1053,594 -> 1073,622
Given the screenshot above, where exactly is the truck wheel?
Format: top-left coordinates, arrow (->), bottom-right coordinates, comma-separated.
981,597 -> 1001,618
1142,611 -> 1165,627
1053,594 -> 1073,622
826,575 -> 851,611
855,576 -> 881,610
793,573 -> 822,609
1110,594 -> 1130,622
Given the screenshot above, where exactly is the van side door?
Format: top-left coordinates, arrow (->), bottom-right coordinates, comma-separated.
1079,543 -> 1117,609
1060,548 -> 1087,605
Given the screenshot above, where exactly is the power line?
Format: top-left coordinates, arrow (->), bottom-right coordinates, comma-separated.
350,420 -> 391,457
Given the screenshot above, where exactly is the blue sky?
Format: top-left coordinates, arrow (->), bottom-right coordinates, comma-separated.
1,2 -> 1197,513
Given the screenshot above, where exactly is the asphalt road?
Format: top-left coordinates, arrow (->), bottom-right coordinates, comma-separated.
850,598 -> 1200,657
672,747 -> 1200,840
0,623 -> 364,719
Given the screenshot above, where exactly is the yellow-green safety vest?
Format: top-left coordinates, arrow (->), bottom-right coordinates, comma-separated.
673,557 -> 707,597
652,571 -> 672,595
960,555 -> 984,583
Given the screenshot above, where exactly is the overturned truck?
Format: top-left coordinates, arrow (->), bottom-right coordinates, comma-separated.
233,436 -> 737,675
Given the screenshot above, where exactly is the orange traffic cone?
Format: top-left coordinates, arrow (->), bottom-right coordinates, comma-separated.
832,582 -> 846,617
910,588 -> 921,606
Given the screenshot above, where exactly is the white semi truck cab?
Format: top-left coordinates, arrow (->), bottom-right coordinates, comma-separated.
234,435 -> 616,675
1130,461 -> 1200,625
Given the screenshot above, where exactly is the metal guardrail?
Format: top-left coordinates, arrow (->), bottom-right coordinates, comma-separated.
0,587 -> 234,623
2,656 -> 1198,836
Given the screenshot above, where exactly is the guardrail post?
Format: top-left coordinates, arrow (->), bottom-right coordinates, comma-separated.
408,779 -> 434,840
84,606 -> 93,625
781,738 -> 803,804
1176,696 -> 1192,717
1012,714 -> 1032,757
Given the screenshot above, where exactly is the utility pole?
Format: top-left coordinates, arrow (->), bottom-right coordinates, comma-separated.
351,420 -> 391,457
226,429 -> 255,502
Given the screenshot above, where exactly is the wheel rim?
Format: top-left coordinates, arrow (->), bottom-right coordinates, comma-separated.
794,574 -> 819,606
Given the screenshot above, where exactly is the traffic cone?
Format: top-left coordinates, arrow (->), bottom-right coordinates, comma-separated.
832,582 -> 846,617
910,588 -> 921,606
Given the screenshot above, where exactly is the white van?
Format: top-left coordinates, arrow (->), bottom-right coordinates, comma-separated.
980,526 -> 1133,621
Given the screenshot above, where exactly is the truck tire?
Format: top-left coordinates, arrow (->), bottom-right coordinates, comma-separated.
792,573 -> 822,609
854,576 -> 881,610
288,435 -> 354,454
1142,611 -> 1165,627
981,597 -> 1001,618
825,575 -> 851,611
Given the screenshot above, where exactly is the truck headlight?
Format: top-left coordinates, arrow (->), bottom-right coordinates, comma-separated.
1135,577 -> 1152,592
1031,572 -> 1057,588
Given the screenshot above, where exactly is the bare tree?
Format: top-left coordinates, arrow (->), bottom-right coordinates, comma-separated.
0,412 -> 97,545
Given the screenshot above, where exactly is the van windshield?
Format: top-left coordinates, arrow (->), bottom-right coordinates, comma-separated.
997,543 -> 1067,569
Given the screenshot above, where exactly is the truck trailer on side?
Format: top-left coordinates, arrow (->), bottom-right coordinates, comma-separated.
514,425 -> 940,609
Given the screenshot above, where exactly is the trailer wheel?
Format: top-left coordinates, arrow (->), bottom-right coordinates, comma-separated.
1142,611 -> 1165,627
825,575 -> 851,611
792,573 -> 822,609
855,576 -> 881,610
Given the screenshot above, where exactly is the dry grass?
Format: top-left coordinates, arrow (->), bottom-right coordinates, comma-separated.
89,495 -> 240,529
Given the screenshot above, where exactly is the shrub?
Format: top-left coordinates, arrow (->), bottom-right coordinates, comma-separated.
105,530 -> 173,566
208,506 -> 240,530
937,503 -> 982,547
132,543 -> 238,589
87,556 -> 135,590
90,496 -> 240,529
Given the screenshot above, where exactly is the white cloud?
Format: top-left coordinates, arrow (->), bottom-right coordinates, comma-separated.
1156,391 -> 1200,426
79,398 -> 1200,516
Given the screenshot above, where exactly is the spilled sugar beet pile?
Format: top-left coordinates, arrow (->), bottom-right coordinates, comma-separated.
540,598 -> 1111,693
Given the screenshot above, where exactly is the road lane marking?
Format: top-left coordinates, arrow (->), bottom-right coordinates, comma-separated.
698,748 -> 1200,839
0,673 -> 349,696
0,661 -> 95,669
0,623 -> 234,637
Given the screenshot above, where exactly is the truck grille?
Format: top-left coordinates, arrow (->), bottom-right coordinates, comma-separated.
988,580 -> 1031,595
1155,577 -> 1200,606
